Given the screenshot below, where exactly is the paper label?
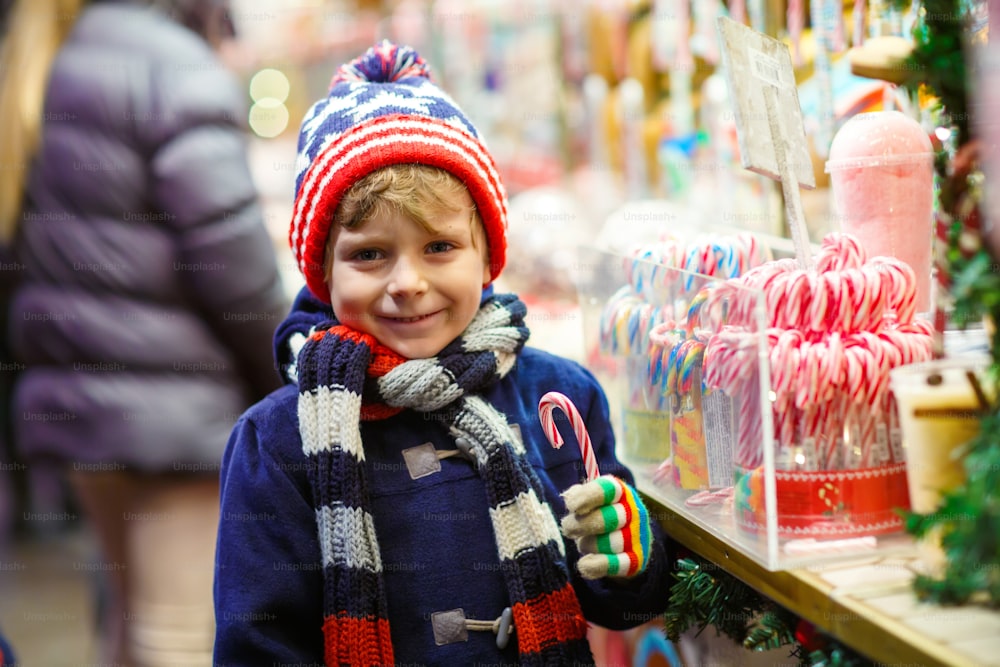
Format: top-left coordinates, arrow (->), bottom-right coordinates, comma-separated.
849,422 -> 862,468
889,407 -> 905,463
890,427 -> 904,463
828,433 -> 844,470
703,391 -> 736,488
802,436 -> 818,471
875,423 -> 891,464
775,442 -> 795,470
748,46 -> 784,88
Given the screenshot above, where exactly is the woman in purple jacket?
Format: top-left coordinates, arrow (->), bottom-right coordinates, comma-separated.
0,0 -> 287,664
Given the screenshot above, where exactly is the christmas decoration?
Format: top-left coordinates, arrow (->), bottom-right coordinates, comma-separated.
663,556 -> 874,665
898,0 -> 1000,607
663,557 -> 770,644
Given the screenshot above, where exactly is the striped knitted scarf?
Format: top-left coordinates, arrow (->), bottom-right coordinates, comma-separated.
295,294 -> 594,666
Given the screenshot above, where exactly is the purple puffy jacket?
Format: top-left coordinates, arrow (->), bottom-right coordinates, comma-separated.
5,1 -> 288,471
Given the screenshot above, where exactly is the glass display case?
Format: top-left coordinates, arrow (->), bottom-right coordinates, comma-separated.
574,244 -> 922,571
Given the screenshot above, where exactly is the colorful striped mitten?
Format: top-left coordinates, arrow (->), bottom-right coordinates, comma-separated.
560,475 -> 653,580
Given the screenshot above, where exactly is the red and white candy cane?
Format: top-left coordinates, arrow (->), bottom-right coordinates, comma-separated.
538,392 -> 600,481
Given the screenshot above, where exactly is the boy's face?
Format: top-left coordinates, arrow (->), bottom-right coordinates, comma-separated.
326,198 -> 491,359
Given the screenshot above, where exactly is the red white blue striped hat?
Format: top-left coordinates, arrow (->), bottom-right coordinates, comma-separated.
289,41 -> 508,303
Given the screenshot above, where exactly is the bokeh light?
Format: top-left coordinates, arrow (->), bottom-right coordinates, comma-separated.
247,68 -> 291,137
248,98 -> 289,138
249,68 -> 290,103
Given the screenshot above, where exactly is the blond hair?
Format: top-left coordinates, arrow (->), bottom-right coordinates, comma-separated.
0,0 -> 84,243
325,164 -> 483,272
335,164 -> 478,230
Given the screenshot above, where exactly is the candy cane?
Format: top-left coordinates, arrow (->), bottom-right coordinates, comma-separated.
787,270 -> 813,330
737,232 -> 771,272
703,326 -> 755,390
538,392 -> 600,481
853,0 -> 866,48
864,266 -> 889,333
682,242 -> 702,294
823,393 -> 846,469
807,271 -> 829,332
648,320 -> 682,387
649,322 -> 684,411
705,282 -> 738,331
872,257 -> 917,324
787,0 -> 805,66
816,232 -> 867,272
598,286 -> 635,354
737,375 -> 765,469
685,486 -> 735,507
825,270 -> 852,334
628,240 -> 686,302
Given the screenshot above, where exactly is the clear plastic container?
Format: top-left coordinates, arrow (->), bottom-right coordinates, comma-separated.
579,244 -> 924,570
825,111 -> 934,312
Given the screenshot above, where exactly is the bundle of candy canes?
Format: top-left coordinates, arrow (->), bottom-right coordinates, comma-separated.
624,232 -> 772,303
598,232 -> 772,413
648,324 -> 709,413
647,323 -> 734,494
694,233 -> 934,472
600,232 -> 771,358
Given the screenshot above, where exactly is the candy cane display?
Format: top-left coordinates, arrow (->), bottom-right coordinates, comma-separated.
662,231 -> 938,539
538,392 -> 600,481
605,227 -> 934,538
696,232 -> 934,476
625,234 -> 773,302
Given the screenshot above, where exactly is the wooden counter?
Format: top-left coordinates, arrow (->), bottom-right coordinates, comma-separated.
642,494 -> 1000,666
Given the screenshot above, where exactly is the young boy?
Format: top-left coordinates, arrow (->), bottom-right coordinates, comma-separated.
214,42 -> 673,666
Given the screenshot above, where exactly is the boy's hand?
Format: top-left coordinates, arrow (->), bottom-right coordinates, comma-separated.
560,475 -> 653,580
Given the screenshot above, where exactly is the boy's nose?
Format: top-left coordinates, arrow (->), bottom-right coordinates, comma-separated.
386,256 -> 428,297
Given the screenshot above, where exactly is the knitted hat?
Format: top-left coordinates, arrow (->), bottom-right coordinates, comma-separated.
289,41 -> 508,303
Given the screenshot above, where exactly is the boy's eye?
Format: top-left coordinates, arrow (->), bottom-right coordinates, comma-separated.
427,241 -> 454,254
353,249 -> 383,261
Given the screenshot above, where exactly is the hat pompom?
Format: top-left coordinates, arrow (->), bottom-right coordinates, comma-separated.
329,41 -> 431,90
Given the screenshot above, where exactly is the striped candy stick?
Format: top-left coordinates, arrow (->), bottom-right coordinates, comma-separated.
539,392 -> 600,481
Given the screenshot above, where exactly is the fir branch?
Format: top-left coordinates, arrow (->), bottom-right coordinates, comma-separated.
743,608 -> 797,652
903,0 -> 971,144
663,557 -> 768,643
662,557 -> 876,663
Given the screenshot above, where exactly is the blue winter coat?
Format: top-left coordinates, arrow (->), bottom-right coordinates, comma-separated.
213,288 -> 674,665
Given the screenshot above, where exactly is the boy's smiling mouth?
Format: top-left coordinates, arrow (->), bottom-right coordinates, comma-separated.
383,311 -> 440,324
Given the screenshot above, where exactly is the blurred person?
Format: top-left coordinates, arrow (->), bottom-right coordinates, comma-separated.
0,0 -> 287,664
